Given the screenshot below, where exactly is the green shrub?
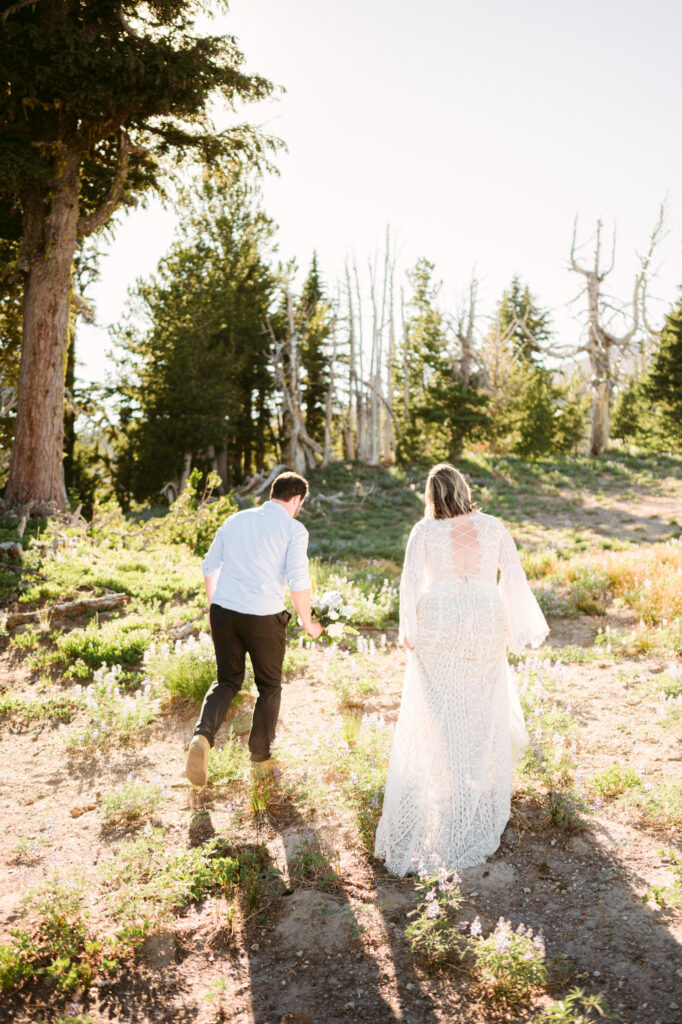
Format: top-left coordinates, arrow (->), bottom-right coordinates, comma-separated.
102,830 -> 283,928
531,986 -> 618,1022
65,666 -> 159,751
157,470 -> 237,555
57,617 -> 152,675
405,870 -> 466,966
146,633 -> 216,703
469,918 -> 547,1005
207,730 -> 249,786
101,779 -> 163,827
590,764 -> 642,800
289,832 -> 341,892
0,878 -> 120,996
621,779 -> 682,829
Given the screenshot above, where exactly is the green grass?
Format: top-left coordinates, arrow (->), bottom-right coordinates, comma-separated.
0,692 -> 81,726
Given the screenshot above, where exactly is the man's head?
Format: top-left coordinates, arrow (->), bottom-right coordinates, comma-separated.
270,471 -> 309,518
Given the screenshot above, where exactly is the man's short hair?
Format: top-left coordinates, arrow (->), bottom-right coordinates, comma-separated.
270,471 -> 309,503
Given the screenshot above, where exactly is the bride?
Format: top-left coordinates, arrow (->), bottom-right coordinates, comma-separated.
374,463 -> 548,876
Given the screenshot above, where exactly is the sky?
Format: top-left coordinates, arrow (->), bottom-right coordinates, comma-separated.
77,0 -> 682,384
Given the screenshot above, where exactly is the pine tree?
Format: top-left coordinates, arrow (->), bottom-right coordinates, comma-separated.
112,174 -> 277,504
395,259 -> 488,462
496,276 -> 553,363
296,254 -> 333,445
646,292 -> 682,449
0,0 -> 275,508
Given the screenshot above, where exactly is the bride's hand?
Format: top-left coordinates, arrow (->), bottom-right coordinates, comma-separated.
404,638 -> 414,651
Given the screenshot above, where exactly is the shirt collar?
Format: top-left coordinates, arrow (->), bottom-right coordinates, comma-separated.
264,500 -> 290,519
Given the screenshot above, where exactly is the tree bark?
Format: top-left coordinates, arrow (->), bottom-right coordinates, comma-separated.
6,158 -> 81,511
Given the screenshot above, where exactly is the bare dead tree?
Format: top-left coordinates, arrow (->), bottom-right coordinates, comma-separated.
451,272 -> 478,389
568,208 -> 664,455
267,289 -> 324,475
343,263 -> 357,460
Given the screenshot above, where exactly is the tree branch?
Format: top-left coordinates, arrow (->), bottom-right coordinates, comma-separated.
570,215 -> 590,277
76,130 -> 145,236
1,0 -> 43,23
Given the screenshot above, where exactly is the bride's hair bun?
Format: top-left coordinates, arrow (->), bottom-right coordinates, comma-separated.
425,463 -> 473,519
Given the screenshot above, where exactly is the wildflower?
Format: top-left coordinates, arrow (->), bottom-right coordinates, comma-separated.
470,916 -> 482,937
426,901 -> 441,920
495,929 -> 510,953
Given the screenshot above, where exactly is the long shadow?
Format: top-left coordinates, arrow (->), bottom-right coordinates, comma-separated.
482,796 -> 682,1023
247,788 -> 422,1024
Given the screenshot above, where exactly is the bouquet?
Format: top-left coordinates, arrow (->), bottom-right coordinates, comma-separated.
312,589 -> 358,641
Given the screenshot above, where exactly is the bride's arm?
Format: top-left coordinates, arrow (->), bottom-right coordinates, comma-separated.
498,524 -> 549,654
399,523 -> 426,650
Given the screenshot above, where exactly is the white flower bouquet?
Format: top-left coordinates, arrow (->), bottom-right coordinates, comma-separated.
312,590 -> 358,642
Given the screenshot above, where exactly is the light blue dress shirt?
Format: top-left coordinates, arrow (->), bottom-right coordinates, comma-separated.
201,501 -> 311,615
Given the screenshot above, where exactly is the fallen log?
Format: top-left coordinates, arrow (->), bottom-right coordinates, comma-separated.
5,592 -> 127,629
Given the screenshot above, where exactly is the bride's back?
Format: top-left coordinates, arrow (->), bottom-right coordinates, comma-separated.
418,511 -> 501,588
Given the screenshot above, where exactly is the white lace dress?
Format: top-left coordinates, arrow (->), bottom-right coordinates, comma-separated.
374,511 -> 549,876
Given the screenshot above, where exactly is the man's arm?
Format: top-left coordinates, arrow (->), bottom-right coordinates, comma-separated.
286,526 -> 322,638
201,525 -> 224,609
204,575 -> 218,607
291,588 -> 323,639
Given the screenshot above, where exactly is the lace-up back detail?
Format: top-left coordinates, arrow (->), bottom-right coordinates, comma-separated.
447,514 -> 481,577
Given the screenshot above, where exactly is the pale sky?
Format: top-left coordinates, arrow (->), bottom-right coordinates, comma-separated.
77,0 -> 682,383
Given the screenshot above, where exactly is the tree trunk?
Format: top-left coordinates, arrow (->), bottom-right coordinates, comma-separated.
6,167 -> 80,511
589,378 -> 610,456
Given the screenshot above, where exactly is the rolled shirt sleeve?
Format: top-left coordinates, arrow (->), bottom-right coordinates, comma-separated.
285,525 -> 311,592
201,526 -> 224,579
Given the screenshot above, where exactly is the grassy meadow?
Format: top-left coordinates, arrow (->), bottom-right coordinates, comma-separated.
0,452 -> 681,1024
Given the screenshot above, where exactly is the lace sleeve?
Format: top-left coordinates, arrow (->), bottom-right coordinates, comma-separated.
498,524 -> 549,654
399,522 -> 426,648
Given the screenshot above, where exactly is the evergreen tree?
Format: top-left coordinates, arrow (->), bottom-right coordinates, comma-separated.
112,174 -> 277,504
296,254 -> 333,444
0,0 -> 275,508
612,375 -> 655,447
496,276 -> 553,363
395,259 -> 488,463
645,292 -> 682,449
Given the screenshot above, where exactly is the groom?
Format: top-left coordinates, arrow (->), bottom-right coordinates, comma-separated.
185,471 -> 323,787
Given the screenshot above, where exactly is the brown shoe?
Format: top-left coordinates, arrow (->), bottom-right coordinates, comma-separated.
185,735 -> 210,787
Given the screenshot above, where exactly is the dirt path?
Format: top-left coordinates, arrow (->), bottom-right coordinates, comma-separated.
1,621 -> 681,1024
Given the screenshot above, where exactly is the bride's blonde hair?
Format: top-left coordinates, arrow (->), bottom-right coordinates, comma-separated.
424,463 -> 474,519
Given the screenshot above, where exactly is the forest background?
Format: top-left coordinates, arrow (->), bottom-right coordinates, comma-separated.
1,0 -> 682,515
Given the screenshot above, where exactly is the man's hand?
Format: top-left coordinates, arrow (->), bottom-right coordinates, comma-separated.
291,587 -> 323,640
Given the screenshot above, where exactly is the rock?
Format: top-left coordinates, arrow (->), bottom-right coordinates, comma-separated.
459,861 -> 516,895
141,930 -> 176,968
571,836 -> 590,855
275,891 -> 356,954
